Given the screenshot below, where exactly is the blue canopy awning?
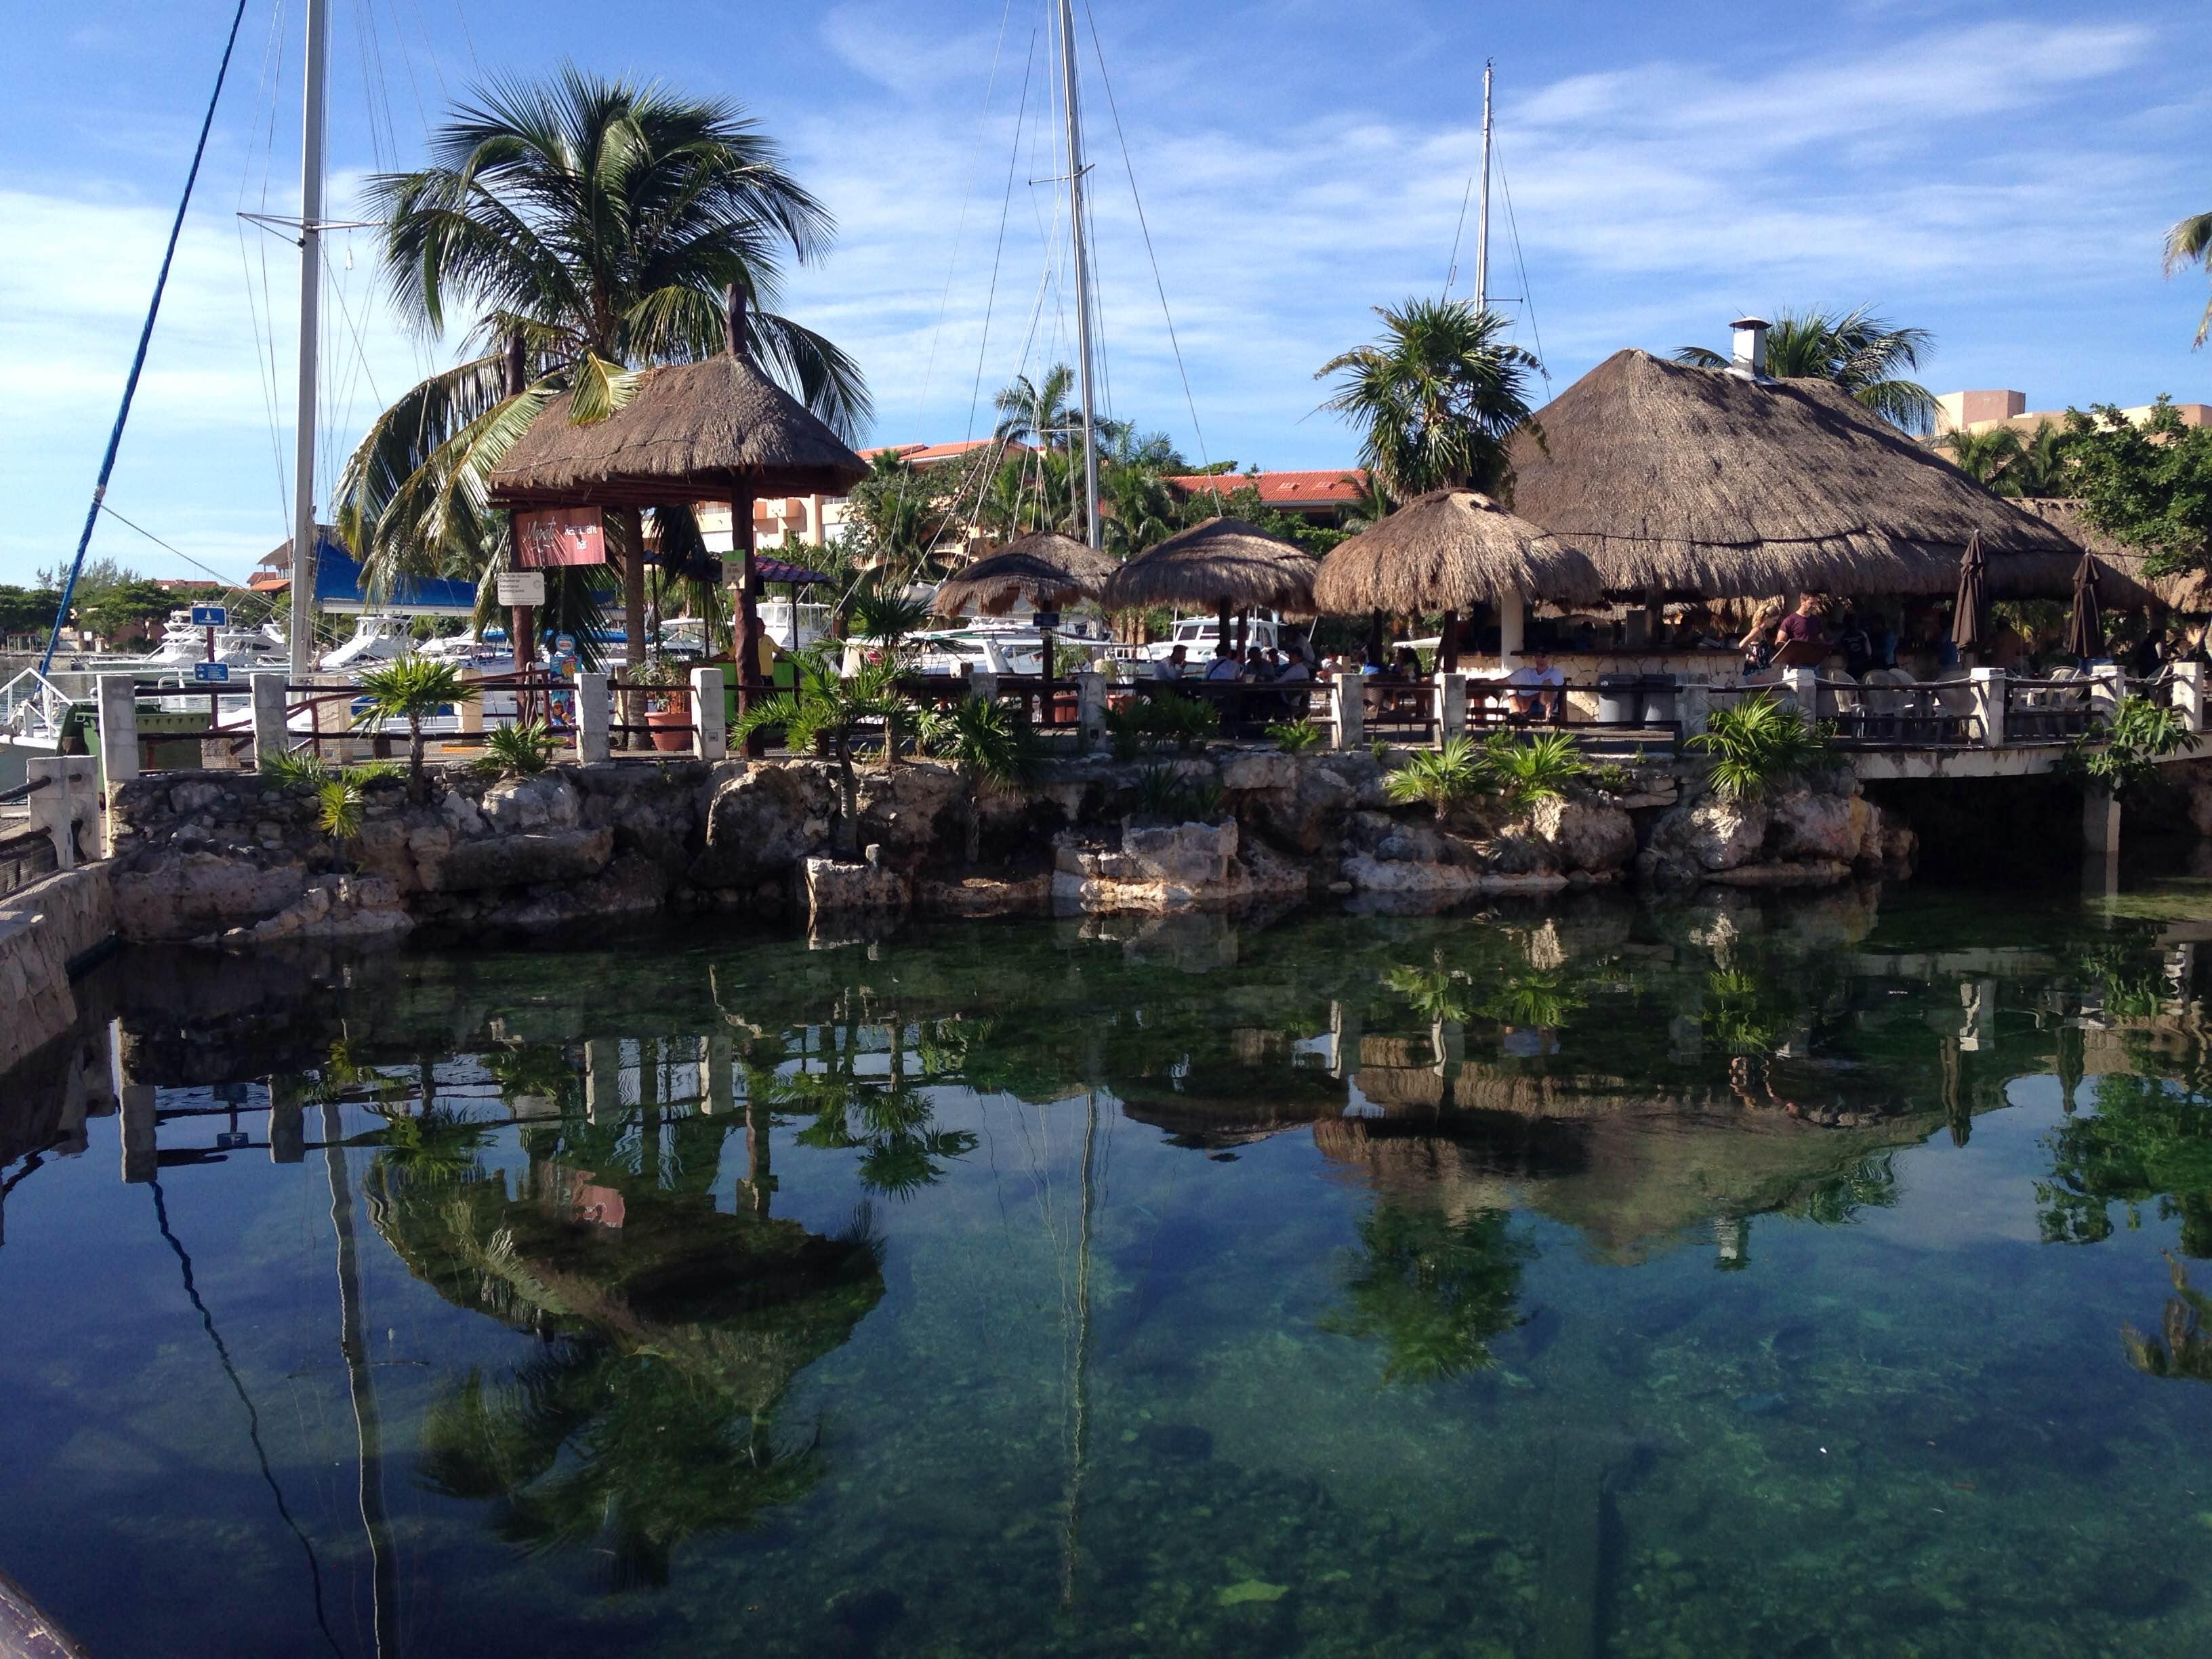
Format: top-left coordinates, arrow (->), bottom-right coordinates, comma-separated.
312,537 -> 478,615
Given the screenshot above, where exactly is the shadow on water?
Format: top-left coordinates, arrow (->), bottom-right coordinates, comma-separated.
5,871 -> 2212,1654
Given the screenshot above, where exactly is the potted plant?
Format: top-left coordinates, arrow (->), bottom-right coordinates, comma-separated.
635,656 -> 691,753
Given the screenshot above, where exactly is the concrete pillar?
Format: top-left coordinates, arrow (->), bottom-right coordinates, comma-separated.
2089,664 -> 2125,724
120,1083 -> 157,1184
1076,670 -> 1106,751
96,674 -> 139,786
1779,667 -> 1818,715
1677,683 -> 1713,740
968,670 -> 998,705
701,1033 -> 736,1115
2175,661 -> 2207,734
456,682 -> 485,736
1498,591 -> 1525,670
1436,672 -> 1468,743
27,754 -> 96,868
2083,788 -> 2120,855
249,672 -> 289,766
576,672 -> 611,764
1968,667 -> 2006,748
1330,670 -> 1365,750
689,666 -> 727,761
584,1038 -> 623,1125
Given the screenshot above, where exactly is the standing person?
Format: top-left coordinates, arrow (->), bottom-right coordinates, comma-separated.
1836,611 -> 1873,677
1738,600 -> 1786,674
1866,609 -> 1898,671
1770,594 -> 1830,665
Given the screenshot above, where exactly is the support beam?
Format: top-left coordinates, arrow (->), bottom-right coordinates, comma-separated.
1436,672 -> 1467,743
96,674 -> 139,787
1330,667 -> 1364,750
689,666 -> 727,761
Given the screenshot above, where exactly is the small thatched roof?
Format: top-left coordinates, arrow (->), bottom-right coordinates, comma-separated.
2013,499 -> 2198,611
933,531 -> 1119,618
1506,350 -> 2086,599
1312,489 -> 1605,616
489,353 -> 868,509
1098,516 -> 1319,615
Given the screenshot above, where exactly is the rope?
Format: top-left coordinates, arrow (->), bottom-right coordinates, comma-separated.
42,0 -> 252,674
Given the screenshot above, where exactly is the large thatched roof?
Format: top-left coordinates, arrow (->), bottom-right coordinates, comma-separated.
2013,499 -> 2198,611
1098,516 -> 1319,614
933,531 -> 1119,618
489,353 -> 868,508
1506,350 -> 2086,599
1313,489 -> 1605,615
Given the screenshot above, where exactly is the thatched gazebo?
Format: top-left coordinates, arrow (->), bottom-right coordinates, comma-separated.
2013,499 -> 2188,611
1314,489 -> 1605,670
934,531 -> 1118,617
1505,348 -> 2089,600
489,290 -> 868,737
1099,516 -> 1318,658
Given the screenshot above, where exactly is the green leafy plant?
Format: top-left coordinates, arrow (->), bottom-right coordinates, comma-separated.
2055,694 -> 2201,805
730,646 -> 920,857
1128,763 -> 1188,820
1103,702 -> 1149,762
477,720 -> 557,777
1141,692 -> 1218,752
1586,761 -> 1634,796
1480,730 -> 1585,806
355,656 -> 481,800
1686,693 -> 1829,802
1183,779 -> 1227,821
260,747 -> 336,787
1369,738 -> 1395,766
1384,734 -> 1487,821
918,696 -> 1044,864
1265,718 -> 1323,753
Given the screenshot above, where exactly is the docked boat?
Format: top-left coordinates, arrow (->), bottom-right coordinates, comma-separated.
319,612 -> 417,672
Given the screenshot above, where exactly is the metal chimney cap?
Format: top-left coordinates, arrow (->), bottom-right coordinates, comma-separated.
1727,315 -> 1773,384
1729,314 -> 1770,331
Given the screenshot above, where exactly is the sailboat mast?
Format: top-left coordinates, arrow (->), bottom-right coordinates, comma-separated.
287,0 -> 329,677
1057,0 -> 1101,549
1474,60 -> 1493,312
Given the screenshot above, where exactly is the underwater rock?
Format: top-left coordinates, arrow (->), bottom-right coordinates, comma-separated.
825,1586 -> 905,1658
1217,1579 -> 1288,1607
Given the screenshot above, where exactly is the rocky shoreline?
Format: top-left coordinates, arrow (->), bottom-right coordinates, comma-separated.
97,745 -> 1917,946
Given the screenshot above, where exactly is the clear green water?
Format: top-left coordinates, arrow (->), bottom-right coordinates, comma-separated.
5,880 -> 2212,1658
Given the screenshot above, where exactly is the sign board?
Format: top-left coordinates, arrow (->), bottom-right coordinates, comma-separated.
189,604 -> 228,628
192,661 -> 230,683
514,506 -> 607,568
1032,611 -> 1062,631
496,570 -> 548,607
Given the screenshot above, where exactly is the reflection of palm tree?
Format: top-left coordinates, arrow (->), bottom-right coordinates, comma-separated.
2037,1072 -> 2212,1256
1702,969 -> 1788,1057
791,1072 -> 979,1197
2123,1251 -> 2212,1382
1479,968 -> 1586,1033
1324,1203 -> 1532,1384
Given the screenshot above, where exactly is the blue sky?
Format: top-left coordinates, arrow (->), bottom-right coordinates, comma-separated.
3,0 -> 2207,588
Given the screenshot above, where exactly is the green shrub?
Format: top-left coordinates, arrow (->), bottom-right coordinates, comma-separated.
1686,694 -> 1828,802
2055,694 -> 2201,804
1183,779 -> 1227,820
1141,693 -> 1219,752
1586,762 -> 1635,796
477,721 -> 558,777
1370,738 -> 1395,766
1103,703 -> 1149,762
1265,718 -> 1324,753
1480,731 -> 1585,806
1130,763 -> 1187,819
1384,735 -> 1488,821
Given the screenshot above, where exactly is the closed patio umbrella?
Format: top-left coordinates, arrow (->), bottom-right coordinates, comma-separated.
1950,531 -> 1987,658
2064,549 -> 2103,665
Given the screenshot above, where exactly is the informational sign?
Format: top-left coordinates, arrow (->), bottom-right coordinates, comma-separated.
192,661 -> 230,683
189,604 -> 228,628
1032,611 -> 1062,631
514,506 -> 607,568
496,570 -> 548,607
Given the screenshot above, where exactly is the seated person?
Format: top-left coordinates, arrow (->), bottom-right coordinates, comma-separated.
1240,646 -> 1275,682
1151,644 -> 1188,681
1203,643 -> 1242,681
1389,647 -> 1423,680
1274,644 -> 1313,684
1504,653 -> 1566,720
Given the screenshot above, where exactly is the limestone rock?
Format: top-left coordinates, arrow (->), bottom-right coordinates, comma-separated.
1522,796 -> 1637,875
480,852 -> 672,928
1249,759 -> 1357,854
1637,796 -> 1767,888
1767,790 -> 1871,863
114,853 -> 308,941
480,773 -> 580,832
802,856 -> 912,915
856,762 -> 964,859
917,872 -> 1054,917
1704,859 -> 1853,888
1220,751 -> 1297,792
1121,817 -> 1237,887
691,764 -> 830,886
430,827 -> 613,893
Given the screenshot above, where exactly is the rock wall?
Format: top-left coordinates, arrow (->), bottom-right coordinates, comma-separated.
98,745 -> 1910,945
0,863 -> 115,1072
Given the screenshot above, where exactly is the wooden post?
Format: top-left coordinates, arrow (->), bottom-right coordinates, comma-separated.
619,507 -> 646,747
510,601 -> 535,722
1366,609 -> 1385,668
1233,607 -> 1248,655
732,484 -> 766,759
1216,598 -> 1231,653
1439,609 -> 1460,674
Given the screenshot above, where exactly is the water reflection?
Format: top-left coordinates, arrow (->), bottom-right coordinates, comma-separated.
5,879 -> 2212,1653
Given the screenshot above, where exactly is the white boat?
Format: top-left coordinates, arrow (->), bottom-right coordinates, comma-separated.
71,609 -> 292,681
320,613 -> 417,672
895,615 -> 1111,678
416,632 -> 512,671
758,597 -> 831,651
1128,611 -> 1286,665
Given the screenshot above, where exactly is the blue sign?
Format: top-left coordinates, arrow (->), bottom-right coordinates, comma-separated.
190,604 -> 228,628
192,661 -> 230,683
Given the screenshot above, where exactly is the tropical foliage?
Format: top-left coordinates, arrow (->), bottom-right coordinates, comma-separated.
1323,1202 -> 1533,1384
2063,398 -> 2212,576
1316,299 -> 1539,497
335,68 -> 866,621
1687,695 -> 1829,802
1676,306 -> 1937,433
2123,1252 -> 2212,1383
1481,730 -> 1585,807
2165,209 -> 2212,349
729,647 -> 918,854
2054,694 -> 2201,805
1384,734 -> 1487,821
355,656 -> 480,798
476,720 -> 558,777
918,695 -> 1044,863
2038,1071 -> 2212,1259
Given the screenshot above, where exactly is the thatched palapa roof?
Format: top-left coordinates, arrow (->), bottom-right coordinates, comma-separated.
1099,516 -> 1319,615
1506,350 -> 2087,599
933,531 -> 1119,618
1313,489 -> 1605,616
489,353 -> 868,509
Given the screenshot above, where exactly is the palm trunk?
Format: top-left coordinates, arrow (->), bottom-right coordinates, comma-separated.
882,707 -> 901,770
407,715 -> 426,802
619,507 -> 647,749
834,733 -> 859,858
964,777 -> 983,865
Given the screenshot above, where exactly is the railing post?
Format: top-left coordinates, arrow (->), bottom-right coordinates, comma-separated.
2089,664 -> 2125,725
576,672 -> 611,764
249,672 -> 289,765
1779,667 -> 1818,715
689,666 -> 727,761
1969,666 -> 2006,748
1076,669 -> 1106,751
1677,683 -> 1712,741
2174,661 -> 2207,734
1330,670 -> 1365,750
96,674 -> 139,787
1436,672 -> 1467,745
26,755 -> 93,868
967,670 -> 998,705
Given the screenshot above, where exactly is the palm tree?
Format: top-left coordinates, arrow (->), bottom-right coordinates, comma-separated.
1315,298 -> 1539,497
2007,420 -> 2075,498
355,657 -> 480,800
920,696 -> 1044,864
1937,425 -> 2025,493
1675,306 -> 1936,433
994,365 -> 1082,450
2165,211 -> 2212,348
336,68 -> 869,682
729,647 -> 919,855
1340,470 -> 1395,531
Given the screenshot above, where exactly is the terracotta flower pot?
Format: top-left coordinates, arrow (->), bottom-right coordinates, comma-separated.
645,705 -> 691,753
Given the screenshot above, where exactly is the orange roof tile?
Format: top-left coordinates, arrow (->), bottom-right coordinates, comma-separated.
1164,469 -> 1368,504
